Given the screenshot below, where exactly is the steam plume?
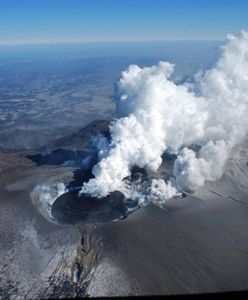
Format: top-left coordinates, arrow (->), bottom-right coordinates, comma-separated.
80,31 -> 248,204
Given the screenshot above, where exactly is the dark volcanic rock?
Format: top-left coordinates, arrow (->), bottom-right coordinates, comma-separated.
52,190 -> 139,225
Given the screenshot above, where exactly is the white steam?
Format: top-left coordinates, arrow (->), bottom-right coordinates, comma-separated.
80,31 -> 248,203
31,183 -> 67,222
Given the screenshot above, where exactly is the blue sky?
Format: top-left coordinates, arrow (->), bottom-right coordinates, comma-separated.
0,0 -> 248,45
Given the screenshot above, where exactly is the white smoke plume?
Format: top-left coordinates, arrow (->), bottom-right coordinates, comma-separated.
80,31 -> 248,203
31,183 -> 67,222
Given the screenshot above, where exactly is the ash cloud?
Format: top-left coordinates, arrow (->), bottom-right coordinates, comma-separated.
80,31 -> 248,204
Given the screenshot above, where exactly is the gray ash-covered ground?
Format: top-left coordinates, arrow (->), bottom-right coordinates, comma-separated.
0,123 -> 103,299
1,119 -> 248,298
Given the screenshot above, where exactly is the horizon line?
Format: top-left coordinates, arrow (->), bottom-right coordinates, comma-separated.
0,36 -> 225,47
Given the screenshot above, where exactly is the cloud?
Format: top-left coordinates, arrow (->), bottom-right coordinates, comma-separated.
80,31 -> 248,205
